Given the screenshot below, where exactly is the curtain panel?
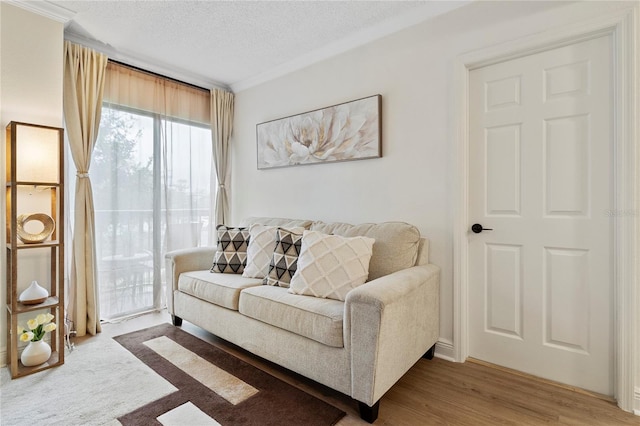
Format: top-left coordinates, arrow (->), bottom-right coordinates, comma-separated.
63,41 -> 108,337
103,62 -> 210,125
211,89 -> 234,226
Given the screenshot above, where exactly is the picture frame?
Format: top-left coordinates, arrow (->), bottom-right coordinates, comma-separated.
256,94 -> 381,169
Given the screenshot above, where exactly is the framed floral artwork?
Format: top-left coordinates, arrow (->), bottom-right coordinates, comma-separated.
256,95 -> 381,169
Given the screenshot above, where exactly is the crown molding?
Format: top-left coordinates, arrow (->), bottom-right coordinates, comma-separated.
229,1 -> 471,92
5,0 -> 75,24
64,32 -> 230,91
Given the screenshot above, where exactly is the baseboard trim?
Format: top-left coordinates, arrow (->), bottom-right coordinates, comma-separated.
434,338 -> 455,362
634,387 -> 640,416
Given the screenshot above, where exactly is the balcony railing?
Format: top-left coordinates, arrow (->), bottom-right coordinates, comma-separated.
94,208 -> 210,319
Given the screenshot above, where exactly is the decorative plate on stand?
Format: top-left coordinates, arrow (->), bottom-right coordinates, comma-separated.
16,213 -> 55,244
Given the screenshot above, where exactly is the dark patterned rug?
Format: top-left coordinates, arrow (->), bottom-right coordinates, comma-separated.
114,323 -> 345,426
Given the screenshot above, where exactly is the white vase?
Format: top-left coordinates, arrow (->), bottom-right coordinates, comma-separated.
18,280 -> 49,305
20,340 -> 51,367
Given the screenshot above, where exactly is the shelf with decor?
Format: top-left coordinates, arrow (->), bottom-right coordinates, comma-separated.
5,121 -> 65,378
7,297 -> 61,314
7,241 -> 61,249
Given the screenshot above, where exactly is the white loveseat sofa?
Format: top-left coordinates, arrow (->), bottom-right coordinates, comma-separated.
165,217 -> 440,423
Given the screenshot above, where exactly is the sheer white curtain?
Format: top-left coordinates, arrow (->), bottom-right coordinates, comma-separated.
92,62 -> 214,320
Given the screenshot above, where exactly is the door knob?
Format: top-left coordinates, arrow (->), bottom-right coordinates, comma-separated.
471,223 -> 493,234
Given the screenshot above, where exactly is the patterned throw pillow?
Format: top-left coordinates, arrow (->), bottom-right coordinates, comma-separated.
210,225 -> 250,274
288,230 -> 375,301
263,228 -> 304,287
243,224 -> 304,279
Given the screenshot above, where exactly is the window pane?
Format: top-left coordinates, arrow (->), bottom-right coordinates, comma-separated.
162,119 -> 212,252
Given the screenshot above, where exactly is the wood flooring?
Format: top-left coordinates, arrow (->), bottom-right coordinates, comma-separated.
376,358 -> 638,426
100,312 -> 639,425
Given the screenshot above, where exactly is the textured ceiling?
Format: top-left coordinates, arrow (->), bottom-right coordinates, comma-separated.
46,1 -> 469,91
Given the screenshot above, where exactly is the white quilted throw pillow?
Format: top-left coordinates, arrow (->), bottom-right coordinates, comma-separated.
289,230 -> 375,301
243,224 -> 304,278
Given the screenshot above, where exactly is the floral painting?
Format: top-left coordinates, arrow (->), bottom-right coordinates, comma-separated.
256,95 -> 381,169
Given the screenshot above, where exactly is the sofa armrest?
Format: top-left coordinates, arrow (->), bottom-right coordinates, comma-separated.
345,264 -> 440,406
164,247 -> 217,314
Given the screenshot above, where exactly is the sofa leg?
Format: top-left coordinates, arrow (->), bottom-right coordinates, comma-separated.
171,315 -> 183,327
358,401 -> 380,423
423,343 -> 436,360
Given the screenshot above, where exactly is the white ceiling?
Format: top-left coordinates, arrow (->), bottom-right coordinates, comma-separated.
16,0 -> 470,92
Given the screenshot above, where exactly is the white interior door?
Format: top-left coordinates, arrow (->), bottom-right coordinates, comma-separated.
468,35 -> 613,395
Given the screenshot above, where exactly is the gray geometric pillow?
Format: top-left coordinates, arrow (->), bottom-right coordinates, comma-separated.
263,228 -> 303,287
210,225 -> 250,274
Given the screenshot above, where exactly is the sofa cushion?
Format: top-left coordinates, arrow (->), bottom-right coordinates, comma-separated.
288,231 -> 375,301
239,286 -> 344,348
211,225 -> 250,274
263,227 -> 304,288
310,221 -> 420,280
179,270 -> 262,310
243,224 -> 304,279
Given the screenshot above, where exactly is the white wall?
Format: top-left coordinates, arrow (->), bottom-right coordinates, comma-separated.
0,3 -> 64,365
232,0 -> 636,354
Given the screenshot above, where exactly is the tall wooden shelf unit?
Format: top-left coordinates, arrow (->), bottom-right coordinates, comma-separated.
5,121 -> 65,378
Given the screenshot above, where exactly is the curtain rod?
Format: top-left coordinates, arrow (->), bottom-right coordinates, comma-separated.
108,59 -> 210,93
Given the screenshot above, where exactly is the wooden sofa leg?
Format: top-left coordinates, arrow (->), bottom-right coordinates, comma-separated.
171,315 -> 182,326
423,343 -> 436,360
358,401 -> 380,423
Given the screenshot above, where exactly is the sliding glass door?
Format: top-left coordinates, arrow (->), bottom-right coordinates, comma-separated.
93,105 -> 212,320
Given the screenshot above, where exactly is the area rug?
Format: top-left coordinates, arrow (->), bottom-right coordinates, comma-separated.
113,323 -> 346,426
0,331 -> 176,426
